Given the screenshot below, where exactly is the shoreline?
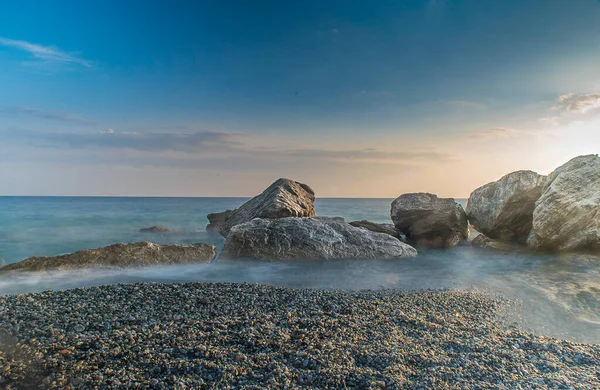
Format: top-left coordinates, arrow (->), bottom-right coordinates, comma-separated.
1,282 -> 599,389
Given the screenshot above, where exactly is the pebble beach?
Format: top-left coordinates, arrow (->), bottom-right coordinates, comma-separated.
1,282 -> 599,389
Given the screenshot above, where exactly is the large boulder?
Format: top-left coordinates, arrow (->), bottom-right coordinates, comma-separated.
391,193 -> 468,248
527,154 -> 600,252
213,178 -> 316,236
349,220 -> 406,241
0,242 -> 217,273
466,170 -> 547,243
221,217 -> 418,261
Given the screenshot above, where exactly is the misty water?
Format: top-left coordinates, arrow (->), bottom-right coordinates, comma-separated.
1,196 -> 599,344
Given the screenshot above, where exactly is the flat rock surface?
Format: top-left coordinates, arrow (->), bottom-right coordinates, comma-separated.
0,242 -> 217,273
0,283 -> 598,389
221,217 -> 418,260
528,154 -> 600,251
391,193 -> 468,248
217,178 -> 316,236
466,170 -> 546,242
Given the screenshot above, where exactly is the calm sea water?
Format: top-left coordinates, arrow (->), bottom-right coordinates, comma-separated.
0,196 -> 599,344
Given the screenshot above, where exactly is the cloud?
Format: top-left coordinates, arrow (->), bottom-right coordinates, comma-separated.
2,126 -> 455,169
553,93 -> 600,113
466,127 -> 528,141
0,37 -> 91,67
0,106 -> 97,125
3,128 -> 244,153
282,148 -> 454,163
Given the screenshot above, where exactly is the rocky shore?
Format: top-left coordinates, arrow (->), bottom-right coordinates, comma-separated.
1,282 -> 599,389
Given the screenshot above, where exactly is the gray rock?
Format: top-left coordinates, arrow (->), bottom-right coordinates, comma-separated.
0,242 -> 217,273
466,170 -> 547,243
216,178 -> 316,237
349,220 -> 405,241
527,154 -> 600,251
391,193 -> 468,248
206,210 -> 234,232
0,256 -> 5,267
139,226 -> 173,233
221,217 -> 418,261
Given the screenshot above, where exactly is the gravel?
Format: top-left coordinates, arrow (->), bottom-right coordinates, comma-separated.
0,282 -> 598,389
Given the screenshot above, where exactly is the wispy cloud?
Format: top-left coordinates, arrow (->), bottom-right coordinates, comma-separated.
0,106 -> 97,125
2,127 -> 455,168
0,37 -> 91,67
282,148 -> 454,163
553,92 -> 600,114
466,127 -> 530,142
3,128 -> 244,153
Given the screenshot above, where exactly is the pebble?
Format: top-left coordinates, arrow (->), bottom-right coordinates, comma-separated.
0,282 -> 598,389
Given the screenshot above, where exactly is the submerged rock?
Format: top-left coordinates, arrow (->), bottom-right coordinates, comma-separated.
214,178 -> 316,237
391,193 -> 468,248
206,210 -> 234,232
349,220 -> 405,241
466,170 -> 546,243
471,234 -> 509,250
527,154 -> 600,252
0,242 -> 217,273
139,225 -> 173,233
221,217 -> 418,261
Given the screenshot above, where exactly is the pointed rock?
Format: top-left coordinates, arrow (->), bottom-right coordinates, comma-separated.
213,178 -> 316,237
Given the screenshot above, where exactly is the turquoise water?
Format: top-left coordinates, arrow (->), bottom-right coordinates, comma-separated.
0,196 -> 599,344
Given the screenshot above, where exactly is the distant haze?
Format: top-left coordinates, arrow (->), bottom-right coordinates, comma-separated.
1,1 -> 599,197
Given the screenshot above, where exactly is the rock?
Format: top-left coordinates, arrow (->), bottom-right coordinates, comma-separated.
139,226 -> 172,233
466,170 -> 546,243
221,217 -> 418,260
0,257 -> 5,267
216,178 -> 316,237
0,242 -> 217,273
206,210 -> 234,232
349,220 -> 405,241
527,154 -> 600,251
471,234 -> 508,250
391,193 -> 468,248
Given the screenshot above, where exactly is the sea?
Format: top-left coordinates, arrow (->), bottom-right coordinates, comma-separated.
0,196 -> 599,344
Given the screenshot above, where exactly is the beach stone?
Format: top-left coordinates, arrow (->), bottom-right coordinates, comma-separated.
349,220 -> 405,241
212,178 -> 316,237
391,193 -> 468,248
0,241 -> 217,273
527,154 -> 600,251
139,226 -> 172,232
466,170 -> 546,243
206,210 -> 234,232
221,217 -> 418,260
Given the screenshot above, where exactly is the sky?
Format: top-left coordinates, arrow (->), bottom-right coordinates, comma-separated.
1,0 -> 599,197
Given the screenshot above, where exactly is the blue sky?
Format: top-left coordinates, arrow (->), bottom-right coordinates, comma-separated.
1,0 -> 599,196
